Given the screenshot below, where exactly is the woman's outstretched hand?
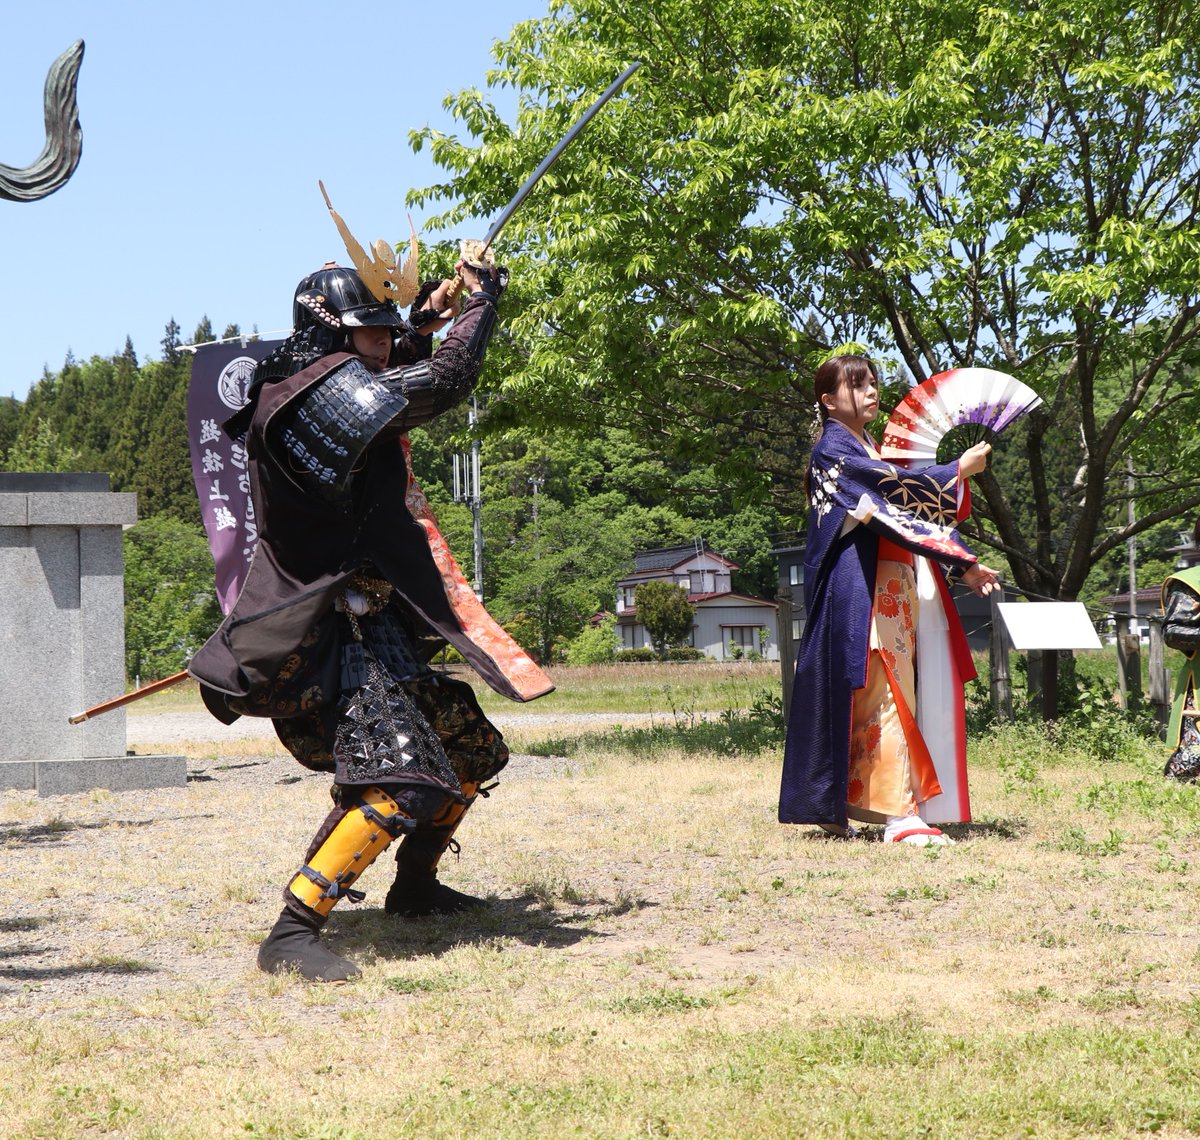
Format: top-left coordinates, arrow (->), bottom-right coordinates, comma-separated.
958,441 -> 992,479
962,563 -> 1001,597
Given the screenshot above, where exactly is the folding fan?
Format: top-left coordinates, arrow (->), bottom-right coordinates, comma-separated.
879,367 -> 1042,467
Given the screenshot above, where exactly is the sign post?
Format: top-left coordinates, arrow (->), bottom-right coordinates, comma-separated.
996,602 -> 1102,722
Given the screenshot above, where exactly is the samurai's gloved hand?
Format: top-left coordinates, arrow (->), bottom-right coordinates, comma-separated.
408,279 -> 445,328
471,263 -> 509,301
457,240 -> 508,303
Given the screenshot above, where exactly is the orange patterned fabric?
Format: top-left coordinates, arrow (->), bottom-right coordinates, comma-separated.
399,436 -> 554,702
847,559 -> 941,821
875,536 -> 914,568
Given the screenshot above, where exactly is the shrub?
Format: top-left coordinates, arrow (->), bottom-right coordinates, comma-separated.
615,647 -> 658,663
615,646 -> 714,663
1057,678 -> 1159,762
564,615 -> 620,665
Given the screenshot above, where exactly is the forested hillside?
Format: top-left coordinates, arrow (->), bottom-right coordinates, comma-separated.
2,304 -> 1193,683
0,318 -> 787,680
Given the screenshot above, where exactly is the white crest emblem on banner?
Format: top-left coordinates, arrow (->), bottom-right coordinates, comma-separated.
217,355 -> 257,411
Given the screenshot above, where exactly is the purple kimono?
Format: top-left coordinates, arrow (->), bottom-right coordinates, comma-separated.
779,420 -> 977,827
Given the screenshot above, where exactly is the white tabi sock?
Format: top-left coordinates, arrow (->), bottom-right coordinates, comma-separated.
884,813 -> 924,843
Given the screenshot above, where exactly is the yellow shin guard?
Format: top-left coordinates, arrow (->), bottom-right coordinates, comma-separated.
287,787 -> 415,918
424,780 -> 479,870
429,780 -> 478,832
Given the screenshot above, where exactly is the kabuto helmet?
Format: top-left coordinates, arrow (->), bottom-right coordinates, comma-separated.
228,264 -> 406,439
292,264 -> 406,332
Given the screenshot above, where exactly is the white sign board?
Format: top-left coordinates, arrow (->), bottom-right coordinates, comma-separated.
997,602 -> 1102,651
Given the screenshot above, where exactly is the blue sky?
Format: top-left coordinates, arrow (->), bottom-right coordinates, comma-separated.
0,0 -> 551,399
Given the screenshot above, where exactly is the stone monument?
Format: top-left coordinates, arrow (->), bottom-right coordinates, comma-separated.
0,474 -> 187,794
0,45 -> 185,794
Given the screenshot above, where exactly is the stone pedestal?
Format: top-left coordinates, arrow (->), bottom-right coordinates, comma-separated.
0,473 -> 187,795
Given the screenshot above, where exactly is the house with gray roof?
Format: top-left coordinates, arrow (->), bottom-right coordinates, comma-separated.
614,542 -> 780,660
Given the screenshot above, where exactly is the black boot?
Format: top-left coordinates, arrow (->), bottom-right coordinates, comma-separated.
257,906 -> 360,983
384,869 -> 487,917
384,780 -> 491,917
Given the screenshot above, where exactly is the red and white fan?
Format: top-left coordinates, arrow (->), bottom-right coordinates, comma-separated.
880,367 -> 1042,468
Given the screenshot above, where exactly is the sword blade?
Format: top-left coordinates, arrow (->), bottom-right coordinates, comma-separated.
480,61 -> 642,253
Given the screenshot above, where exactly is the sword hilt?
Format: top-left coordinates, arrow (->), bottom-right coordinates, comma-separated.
445,239 -> 497,304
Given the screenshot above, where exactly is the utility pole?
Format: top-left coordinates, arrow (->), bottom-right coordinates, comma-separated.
452,396 -> 484,601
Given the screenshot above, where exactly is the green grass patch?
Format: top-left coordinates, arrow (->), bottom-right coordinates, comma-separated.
473,660 -> 780,716
14,659 -> 1200,1139
527,687 -> 784,757
382,975 -> 455,995
608,988 -> 717,1014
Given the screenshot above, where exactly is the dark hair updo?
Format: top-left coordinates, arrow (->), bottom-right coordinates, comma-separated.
813,354 -> 879,421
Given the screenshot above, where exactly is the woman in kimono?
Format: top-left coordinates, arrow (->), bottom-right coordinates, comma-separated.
779,354 -> 999,845
1162,516 -> 1200,783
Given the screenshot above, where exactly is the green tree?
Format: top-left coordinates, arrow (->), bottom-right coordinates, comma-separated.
635,578 -> 695,659
109,359 -> 175,494
410,0 -> 1200,607
564,612 -> 619,664
160,318 -> 182,366
0,396 -> 22,464
192,316 -> 215,346
489,496 -> 626,661
124,515 -> 221,681
3,418 -> 82,472
138,365 -> 198,521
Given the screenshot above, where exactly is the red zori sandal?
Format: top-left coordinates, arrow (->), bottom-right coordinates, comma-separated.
888,827 -> 954,847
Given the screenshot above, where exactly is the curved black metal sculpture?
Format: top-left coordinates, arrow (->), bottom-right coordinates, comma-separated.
0,40 -> 84,202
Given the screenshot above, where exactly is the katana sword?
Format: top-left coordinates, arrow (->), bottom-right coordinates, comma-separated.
450,61 -> 642,288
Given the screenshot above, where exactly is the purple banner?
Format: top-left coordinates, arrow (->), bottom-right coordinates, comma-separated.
186,340 -> 282,615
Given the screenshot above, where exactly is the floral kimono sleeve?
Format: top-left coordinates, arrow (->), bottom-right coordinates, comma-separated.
810,435 -> 975,571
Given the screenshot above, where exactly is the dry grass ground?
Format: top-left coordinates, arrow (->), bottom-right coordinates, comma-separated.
2,669 -> 1199,1138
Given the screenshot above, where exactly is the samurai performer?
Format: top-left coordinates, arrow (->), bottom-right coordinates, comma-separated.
189,253 -> 553,982
779,354 -> 999,845
1162,517 -> 1200,782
